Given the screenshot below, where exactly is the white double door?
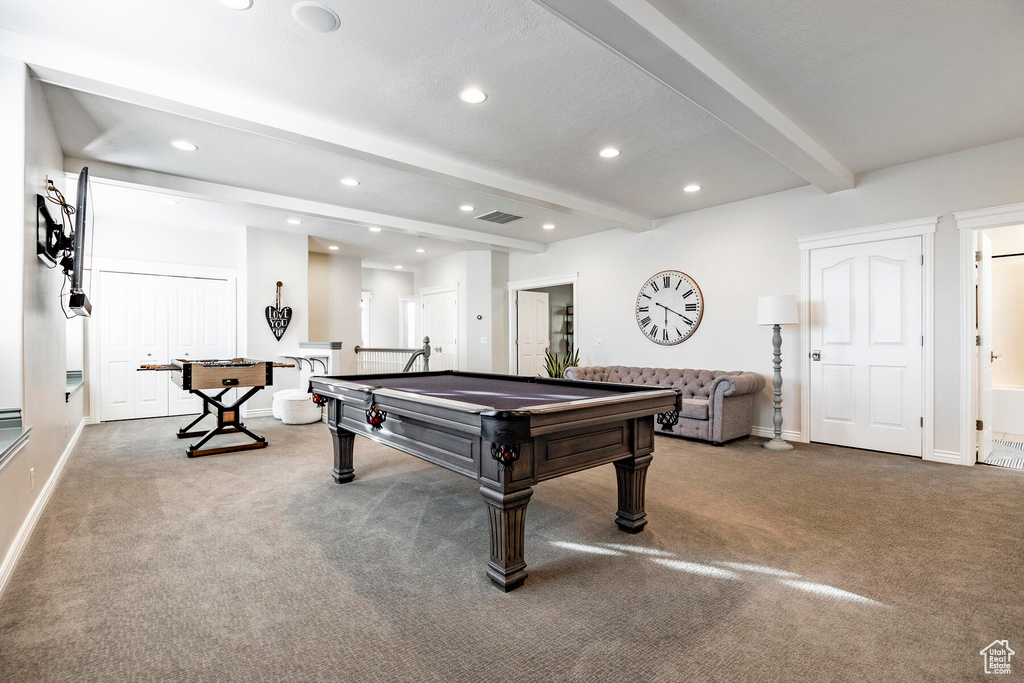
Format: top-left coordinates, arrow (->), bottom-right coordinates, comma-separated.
421,287 -> 459,371
809,236 -> 923,456
98,271 -> 235,421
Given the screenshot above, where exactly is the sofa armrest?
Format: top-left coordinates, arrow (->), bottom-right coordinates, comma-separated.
563,366 -> 608,382
709,372 -> 765,398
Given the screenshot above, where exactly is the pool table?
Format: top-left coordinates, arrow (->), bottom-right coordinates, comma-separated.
308,371 -> 681,591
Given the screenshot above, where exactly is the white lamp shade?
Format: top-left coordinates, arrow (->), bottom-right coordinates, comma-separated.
756,295 -> 799,325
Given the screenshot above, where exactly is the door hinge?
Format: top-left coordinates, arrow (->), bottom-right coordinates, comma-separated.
921,335 -> 924,346
920,417 -> 924,427
976,335 -> 981,347
977,419 -> 984,431
975,250 -> 982,263
921,254 -> 924,265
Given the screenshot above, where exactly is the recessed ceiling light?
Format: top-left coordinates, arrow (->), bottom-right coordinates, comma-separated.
599,148 -> 620,158
341,178 -> 360,186
171,140 -> 198,151
328,245 -> 339,250
416,248 -> 426,253
216,0 -> 252,9
287,218 -> 302,225
460,204 -> 475,212
368,226 -> 381,232
395,265 -> 403,269
159,198 -> 177,206
683,184 -> 701,192
291,2 -> 341,32
542,224 -> 555,230
459,88 -> 487,104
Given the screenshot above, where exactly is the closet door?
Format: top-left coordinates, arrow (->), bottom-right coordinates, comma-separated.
167,277 -> 205,416
98,272 -> 169,421
167,277 -> 236,415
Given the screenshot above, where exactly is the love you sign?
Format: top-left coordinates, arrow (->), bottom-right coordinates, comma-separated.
265,281 -> 292,341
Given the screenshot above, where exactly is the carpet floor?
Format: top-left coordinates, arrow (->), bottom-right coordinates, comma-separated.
1,417 -> 1022,682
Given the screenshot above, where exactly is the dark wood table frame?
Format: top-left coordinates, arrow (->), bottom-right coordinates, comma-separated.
309,371 -> 680,591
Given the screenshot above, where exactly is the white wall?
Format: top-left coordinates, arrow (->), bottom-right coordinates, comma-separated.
991,256 -> 1024,388
92,221 -> 239,269
244,227 -> 308,411
1,63 -> 85,585
308,252 -> 361,373
361,267 -> 413,347
0,59 -> 26,411
414,250 -> 507,372
510,136 -> 1024,454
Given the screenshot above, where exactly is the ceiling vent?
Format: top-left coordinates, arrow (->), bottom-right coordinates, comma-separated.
475,210 -> 523,224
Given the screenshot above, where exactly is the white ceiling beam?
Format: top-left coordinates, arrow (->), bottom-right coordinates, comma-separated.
66,158 -> 546,254
532,0 -> 856,193
0,29 -> 652,232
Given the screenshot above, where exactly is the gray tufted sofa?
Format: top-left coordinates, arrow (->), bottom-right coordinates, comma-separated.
563,366 -> 766,445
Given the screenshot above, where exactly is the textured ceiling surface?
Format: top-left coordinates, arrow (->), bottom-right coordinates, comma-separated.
2,0 -> 1020,263
1,0 -> 804,218
84,182 -> 466,269
649,0 -> 1024,173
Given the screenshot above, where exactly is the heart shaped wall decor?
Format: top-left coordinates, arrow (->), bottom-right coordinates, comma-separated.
265,281 -> 292,341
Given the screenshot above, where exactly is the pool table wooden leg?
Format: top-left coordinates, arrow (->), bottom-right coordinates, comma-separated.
614,453 -> 653,533
480,486 -> 534,592
330,425 -> 356,484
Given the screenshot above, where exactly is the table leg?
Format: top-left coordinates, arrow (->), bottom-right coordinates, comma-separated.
330,424 -> 355,483
480,486 -> 533,592
614,453 -> 652,533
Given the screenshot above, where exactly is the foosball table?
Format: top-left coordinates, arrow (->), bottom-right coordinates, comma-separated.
139,358 -> 293,458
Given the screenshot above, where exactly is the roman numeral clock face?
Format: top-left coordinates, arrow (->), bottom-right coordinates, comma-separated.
635,270 -> 704,345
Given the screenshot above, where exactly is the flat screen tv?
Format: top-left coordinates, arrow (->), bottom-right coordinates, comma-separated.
68,167 -> 92,317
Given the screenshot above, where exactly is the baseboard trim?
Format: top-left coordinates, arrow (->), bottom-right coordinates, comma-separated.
750,426 -> 802,441
0,417 -> 86,600
928,449 -> 967,466
241,408 -> 274,419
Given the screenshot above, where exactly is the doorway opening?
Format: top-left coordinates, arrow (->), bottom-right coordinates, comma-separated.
506,274 -> 578,377
973,223 -> 1024,470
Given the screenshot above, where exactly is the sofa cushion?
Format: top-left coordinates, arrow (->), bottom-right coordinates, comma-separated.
678,398 -> 709,420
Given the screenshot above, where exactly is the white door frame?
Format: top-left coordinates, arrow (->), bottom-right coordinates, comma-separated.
506,273 -> 578,374
954,201 -> 1024,466
797,216 -> 937,457
89,257 -> 237,423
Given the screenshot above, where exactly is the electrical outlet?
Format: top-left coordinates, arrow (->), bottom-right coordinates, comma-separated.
480,337 -> 488,344
30,467 -> 34,493
594,338 -> 603,347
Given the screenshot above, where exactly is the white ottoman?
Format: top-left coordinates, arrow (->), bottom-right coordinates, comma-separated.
274,389 -> 322,424
271,389 -> 293,420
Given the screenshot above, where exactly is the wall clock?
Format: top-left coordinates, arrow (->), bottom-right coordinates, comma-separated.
635,270 -> 704,345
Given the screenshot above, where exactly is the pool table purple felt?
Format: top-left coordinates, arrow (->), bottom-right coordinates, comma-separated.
308,370 -> 681,591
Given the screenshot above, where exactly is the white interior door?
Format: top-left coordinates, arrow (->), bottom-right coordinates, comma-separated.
978,233 -> 994,461
516,290 -> 550,376
98,272 -> 168,421
166,277 -> 235,415
809,236 -> 923,456
421,287 -> 458,371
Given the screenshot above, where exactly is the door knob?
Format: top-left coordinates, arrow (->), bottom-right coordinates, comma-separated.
811,351 -> 821,361
147,353 -> 152,357
992,352 -> 1002,362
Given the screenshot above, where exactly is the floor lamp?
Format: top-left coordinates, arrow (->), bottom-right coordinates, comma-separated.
756,295 -> 799,451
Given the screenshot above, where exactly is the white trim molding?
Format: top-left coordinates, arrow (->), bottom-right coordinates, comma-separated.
930,450 -> 963,466
797,216 -> 939,251
953,202 -> 1024,467
506,274 -> 579,374
0,417 -> 85,600
798,216 -> 938,458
